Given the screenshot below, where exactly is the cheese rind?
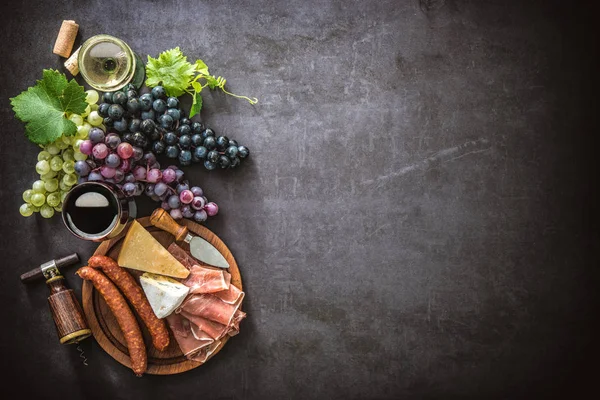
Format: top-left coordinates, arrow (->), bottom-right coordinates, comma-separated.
140,273 -> 190,318
117,220 -> 190,278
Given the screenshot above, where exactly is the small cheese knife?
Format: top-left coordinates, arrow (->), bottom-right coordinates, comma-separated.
150,208 -> 230,269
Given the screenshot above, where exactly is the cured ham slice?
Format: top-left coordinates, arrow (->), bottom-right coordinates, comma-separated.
178,293 -> 242,327
180,310 -> 229,340
228,310 -> 246,337
189,340 -> 222,363
213,282 -> 244,304
184,264 -> 231,294
166,313 -> 214,359
168,243 -> 231,294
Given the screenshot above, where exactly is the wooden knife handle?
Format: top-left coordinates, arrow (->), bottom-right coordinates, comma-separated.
150,208 -> 189,241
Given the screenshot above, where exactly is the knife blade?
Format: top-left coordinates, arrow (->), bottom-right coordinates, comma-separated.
149,208 -> 230,269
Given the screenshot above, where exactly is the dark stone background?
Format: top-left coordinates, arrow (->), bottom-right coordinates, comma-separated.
0,0 -> 598,398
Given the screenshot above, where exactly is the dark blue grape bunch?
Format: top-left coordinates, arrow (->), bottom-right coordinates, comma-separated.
98,84 -> 250,170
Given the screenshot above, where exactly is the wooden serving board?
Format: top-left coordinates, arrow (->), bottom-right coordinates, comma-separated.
81,217 -> 242,375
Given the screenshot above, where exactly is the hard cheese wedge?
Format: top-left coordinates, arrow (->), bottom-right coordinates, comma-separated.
118,220 -> 190,279
140,273 -> 190,318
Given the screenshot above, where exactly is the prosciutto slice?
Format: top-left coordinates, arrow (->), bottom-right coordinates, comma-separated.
213,282 -> 244,304
166,313 -> 214,359
180,310 -> 229,340
178,293 -> 243,327
228,310 -> 246,337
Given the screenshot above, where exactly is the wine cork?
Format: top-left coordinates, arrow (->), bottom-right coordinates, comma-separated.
53,20 -> 79,58
64,46 -> 80,76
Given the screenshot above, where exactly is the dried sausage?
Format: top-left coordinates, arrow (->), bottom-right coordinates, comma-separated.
77,266 -> 147,376
88,255 -> 170,351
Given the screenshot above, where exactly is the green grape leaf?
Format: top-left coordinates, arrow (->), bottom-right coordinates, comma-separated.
10,69 -> 87,145
194,59 -> 209,75
189,91 -> 203,118
145,47 -> 196,97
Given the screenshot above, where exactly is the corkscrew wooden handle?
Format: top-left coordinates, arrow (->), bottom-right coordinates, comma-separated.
150,208 -> 189,241
47,279 -> 91,344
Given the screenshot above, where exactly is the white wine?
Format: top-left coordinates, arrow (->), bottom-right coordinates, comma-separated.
78,35 -> 144,92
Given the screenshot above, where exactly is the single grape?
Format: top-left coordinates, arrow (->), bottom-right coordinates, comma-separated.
207,150 -> 219,163
76,123 -> 91,139
117,142 -> 134,159
89,127 -> 105,143
203,136 -> 216,150
105,133 -> 121,150
38,151 -> 52,161
177,124 -> 192,137
153,99 -> 167,113
132,167 -> 146,181
191,196 -> 205,210
149,128 -> 161,142
73,151 -> 88,161
218,155 -> 231,168
161,168 -> 176,183
88,171 -> 103,181
44,178 -> 59,192
41,170 -> 58,180
238,146 -> 250,158
179,135 -> 191,149
50,156 -> 63,172
205,202 -> 219,216
126,89 -> 137,100
19,203 -> 35,217
204,160 -> 216,170
132,146 -> 144,161
147,168 -> 162,183
143,152 -> 157,166
92,143 -> 109,159
105,153 -> 121,168
100,166 -> 116,179
85,90 -> 99,104
63,173 -> 78,186
153,140 -> 166,155
179,190 -> 194,204
87,111 -> 103,126
32,180 -> 46,193
226,145 -> 238,158
102,92 -> 113,103
98,103 -> 110,117
166,108 -> 180,121
216,136 -> 229,151
69,114 -> 84,126
119,158 -> 132,172
144,184 -> 156,197
180,117 -> 191,126
31,193 -> 46,207
200,128 -> 214,139
103,118 -> 114,129
79,140 -> 94,155
139,93 -> 153,111
228,139 -> 239,147
193,209 -> 207,222
40,204 -> 55,219
193,146 -> 208,161
175,169 -> 185,181
167,194 -> 181,209
166,97 -> 179,108
46,192 -> 61,207
59,179 -> 70,191
62,149 -> 75,162
46,144 -> 60,155
170,208 -> 183,220
36,160 -> 50,175
154,182 -> 168,197
122,182 -> 136,197
124,173 -> 136,183
166,145 -> 179,159
112,91 -> 127,106
113,118 -> 128,132
23,189 -> 34,203
81,104 -> 91,117
181,205 -> 194,219
62,160 -> 75,174
133,132 -> 148,148
179,150 -> 192,166
151,86 -> 166,99
129,118 -> 141,132
74,160 -> 91,176
122,132 -> 134,144
164,131 -> 178,145
190,187 -> 202,197
60,191 -> 69,204
126,98 -> 141,113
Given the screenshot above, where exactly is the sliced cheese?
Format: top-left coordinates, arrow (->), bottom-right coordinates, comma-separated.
117,220 -> 190,278
140,273 -> 190,318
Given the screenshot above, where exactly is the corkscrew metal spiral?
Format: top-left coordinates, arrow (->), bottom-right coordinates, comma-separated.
76,343 -> 88,366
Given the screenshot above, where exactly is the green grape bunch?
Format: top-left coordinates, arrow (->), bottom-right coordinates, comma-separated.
19,90 -> 101,218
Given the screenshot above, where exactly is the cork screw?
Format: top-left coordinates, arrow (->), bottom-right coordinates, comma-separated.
21,253 -> 91,345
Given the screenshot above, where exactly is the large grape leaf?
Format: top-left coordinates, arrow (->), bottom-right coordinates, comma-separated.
10,69 -> 87,145
145,47 -> 196,97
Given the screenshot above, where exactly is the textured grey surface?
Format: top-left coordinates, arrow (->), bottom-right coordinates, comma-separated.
0,0 -> 598,398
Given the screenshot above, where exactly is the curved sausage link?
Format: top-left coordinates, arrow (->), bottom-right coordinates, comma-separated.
77,267 -> 147,376
88,255 -> 170,351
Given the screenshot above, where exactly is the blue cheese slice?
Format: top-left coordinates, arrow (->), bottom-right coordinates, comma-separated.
139,273 -> 190,318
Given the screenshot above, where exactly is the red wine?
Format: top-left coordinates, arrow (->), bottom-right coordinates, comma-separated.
64,185 -> 119,235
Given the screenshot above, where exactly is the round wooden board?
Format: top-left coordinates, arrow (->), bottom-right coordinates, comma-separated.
82,217 -> 242,375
